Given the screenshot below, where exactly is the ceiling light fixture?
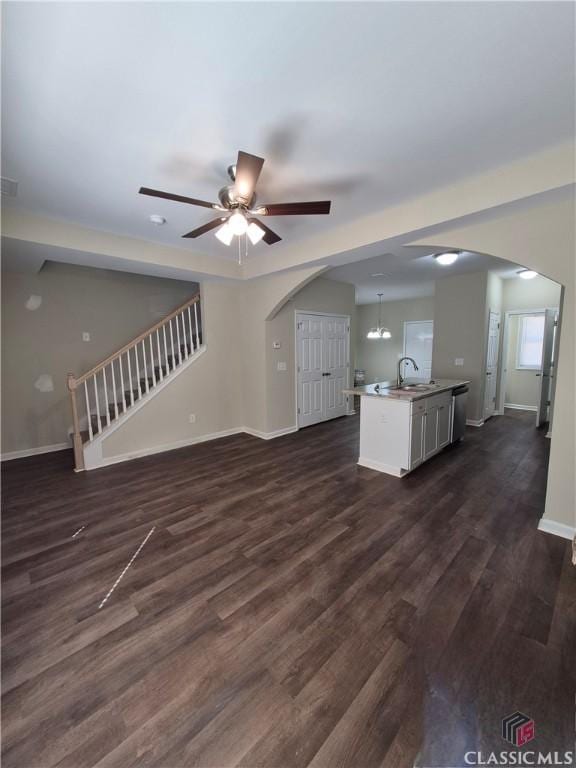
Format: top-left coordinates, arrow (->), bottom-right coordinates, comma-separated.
149,214 -> 166,225
371,272 -> 386,278
434,251 -> 459,266
215,222 -> 234,245
517,269 -> 538,280
247,221 -> 265,245
366,293 -> 391,340
228,211 -> 249,236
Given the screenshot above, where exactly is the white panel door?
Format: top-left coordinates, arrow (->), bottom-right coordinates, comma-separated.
324,315 -> 349,421
483,310 -> 500,421
297,313 -> 349,428
297,315 -> 324,428
536,309 -> 557,428
403,321 -> 434,381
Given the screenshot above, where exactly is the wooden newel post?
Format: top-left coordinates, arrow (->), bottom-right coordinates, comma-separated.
67,373 -> 85,471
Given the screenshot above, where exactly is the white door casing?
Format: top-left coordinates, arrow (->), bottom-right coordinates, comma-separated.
536,309 -> 557,427
296,312 -> 350,428
403,321 -> 434,381
483,310 -> 501,420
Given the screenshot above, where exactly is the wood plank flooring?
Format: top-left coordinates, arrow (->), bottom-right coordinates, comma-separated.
2,409 -> 574,767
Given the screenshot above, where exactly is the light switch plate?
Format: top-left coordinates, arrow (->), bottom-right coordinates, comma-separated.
277,362 -> 287,371
454,358 -> 464,366
82,332 -> 91,342
272,341 -> 281,349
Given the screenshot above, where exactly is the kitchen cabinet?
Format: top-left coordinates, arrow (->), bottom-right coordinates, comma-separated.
356,389 -> 455,477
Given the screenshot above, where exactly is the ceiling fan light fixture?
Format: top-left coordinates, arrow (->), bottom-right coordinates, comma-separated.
247,221 -> 265,245
434,251 -> 459,266
215,221 -> 234,245
228,211 -> 248,236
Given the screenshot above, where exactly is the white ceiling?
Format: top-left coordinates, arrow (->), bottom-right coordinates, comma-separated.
327,247 -> 524,304
2,2 -> 574,262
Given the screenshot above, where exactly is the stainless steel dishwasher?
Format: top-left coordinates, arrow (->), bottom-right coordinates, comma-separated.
451,385 -> 469,442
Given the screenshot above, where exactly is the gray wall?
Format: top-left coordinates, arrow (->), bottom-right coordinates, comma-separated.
1,262 -> 198,454
504,314 -> 540,408
355,296 -> 435,383
431,271 -> 490,422
265,277 -> 356,432
500,274 -> 562,410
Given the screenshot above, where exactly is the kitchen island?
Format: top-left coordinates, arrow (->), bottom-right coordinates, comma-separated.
343,379 -> 470,477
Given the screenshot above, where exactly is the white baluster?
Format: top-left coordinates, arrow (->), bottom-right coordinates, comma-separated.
149,335 -> 157,386
84,381 -> 93,441
93,374 -> 102,435
169,319 -> 175,370
181,312 -> 189,358
163,324 -> 170,373
194,302 -> 200,348
103,366 -> 111,426
156,330 -> 164,381
111,360 -> 119,420
135,344 -> 142,398
127,348 -> 134,405
142,341 -> 149,393
176,314 -> 182,364
120,353 -> 127,412
187,306 -> 194,352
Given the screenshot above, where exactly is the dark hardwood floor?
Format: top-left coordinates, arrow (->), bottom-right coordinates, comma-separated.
2,409 -> 574,767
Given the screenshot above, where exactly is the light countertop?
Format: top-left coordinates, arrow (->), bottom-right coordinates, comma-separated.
343,378 -> 470,402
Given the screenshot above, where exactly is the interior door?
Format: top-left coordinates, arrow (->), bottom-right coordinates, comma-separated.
483,310 -> 501,421
403,321 -> 433,381
297,314 -> 324,428
324,315 -> 349,421
536,309 -> 557,427
297,313 -> 350,428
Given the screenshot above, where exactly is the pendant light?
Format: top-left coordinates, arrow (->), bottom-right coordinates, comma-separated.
367,294 -> 391,339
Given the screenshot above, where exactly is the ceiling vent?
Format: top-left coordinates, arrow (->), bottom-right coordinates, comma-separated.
1,177 -> 18,197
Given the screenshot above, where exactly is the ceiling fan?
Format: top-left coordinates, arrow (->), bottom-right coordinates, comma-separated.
139,150 -> 331,247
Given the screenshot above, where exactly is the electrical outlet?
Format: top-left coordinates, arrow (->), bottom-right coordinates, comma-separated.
188,414 -> 196,423
454,358 -> 464,366
277,362 -> 287,371
82,332 -> 91,342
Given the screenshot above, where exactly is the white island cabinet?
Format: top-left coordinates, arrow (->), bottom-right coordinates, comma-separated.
345,382 -> 465,477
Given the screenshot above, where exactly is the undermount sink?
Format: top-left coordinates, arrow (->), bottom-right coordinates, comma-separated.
389,383 -> 442,392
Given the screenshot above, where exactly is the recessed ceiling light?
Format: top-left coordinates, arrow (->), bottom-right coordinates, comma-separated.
149,214 -> 166,225
370,273 -> 386,278
517,269 -> 538,280
434,252 -> 459,266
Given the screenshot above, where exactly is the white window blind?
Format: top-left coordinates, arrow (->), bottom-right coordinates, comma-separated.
516,314 -> 545,370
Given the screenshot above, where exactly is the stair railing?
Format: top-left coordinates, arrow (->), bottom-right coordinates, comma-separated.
67,292 -> 201,470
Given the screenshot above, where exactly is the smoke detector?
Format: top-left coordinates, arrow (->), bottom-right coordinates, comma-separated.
1,177 -> 18,197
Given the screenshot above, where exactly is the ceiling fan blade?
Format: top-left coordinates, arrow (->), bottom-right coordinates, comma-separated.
234,151 -> 264,203
248,217 -> 282,245
258,201 -> 331,216
182,217 -> 226,238
139,187 -> 217,209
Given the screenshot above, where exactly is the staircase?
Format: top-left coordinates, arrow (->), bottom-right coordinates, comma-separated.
67,293 -> 203,471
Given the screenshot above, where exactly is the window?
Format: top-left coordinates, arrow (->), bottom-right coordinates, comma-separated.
516,314 -> 545,370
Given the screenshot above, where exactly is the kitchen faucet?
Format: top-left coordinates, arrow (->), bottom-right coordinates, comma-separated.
397,357 -> 419,387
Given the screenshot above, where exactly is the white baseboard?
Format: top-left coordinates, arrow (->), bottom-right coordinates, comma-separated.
243,425 -> 298,440
466,419 -> 485,427
1,442 -> 71,461
85,427 -> 245,470
537,518 -> 575,541
84,423 -> 299,470
357,456 -> 406,477
504,403 -> 538,412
